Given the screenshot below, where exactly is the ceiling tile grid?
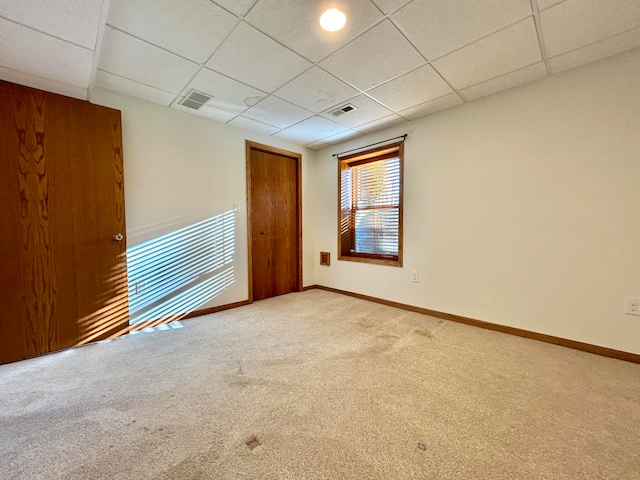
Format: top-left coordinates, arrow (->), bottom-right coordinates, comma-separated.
205,22 -> 311,93
319,20 -> 426,91
1,0 -> 639,149
106,0 -> 238,64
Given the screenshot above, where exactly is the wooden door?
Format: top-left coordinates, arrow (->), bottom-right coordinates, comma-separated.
0,81 -> 129,365
247,142 -> 301,301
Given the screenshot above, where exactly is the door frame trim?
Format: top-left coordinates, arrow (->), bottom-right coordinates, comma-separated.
245,141 -> 302,303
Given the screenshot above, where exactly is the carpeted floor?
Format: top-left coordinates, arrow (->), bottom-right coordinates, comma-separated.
1,289 -> 639,479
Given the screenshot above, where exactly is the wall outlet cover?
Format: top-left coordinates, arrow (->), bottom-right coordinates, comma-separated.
624,297 -> 640,316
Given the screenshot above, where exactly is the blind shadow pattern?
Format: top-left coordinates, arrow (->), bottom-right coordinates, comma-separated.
126,211 -> 235,325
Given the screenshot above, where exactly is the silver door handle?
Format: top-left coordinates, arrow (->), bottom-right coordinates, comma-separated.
113,233 -> 124,241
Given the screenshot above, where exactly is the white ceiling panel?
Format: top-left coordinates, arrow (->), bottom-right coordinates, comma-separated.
206,22 -> 311,93
370,0 -> 413,15
99,27 -> 200,93
182,68 -> 266,114
229,116 -> 280,136
399,93 -> 464,120
367,65 -> 453,112
245,0 -> 383,62
95,69 -> 176,105
306,140 -> 330,150
242,95 -> 312,128
274,67 -> 358,113
461,63 -> 547,101
211,0 -> 258,16
549,28 -> 640,74
271,130 -> 315,145
0,0 -> 103,49
197,104 -> 238,123
285,116 -> 348,140
0,66 -> 87,100
432,19 -> 542,90
320,20 -> 425,91
107,0 -> 238,64
392,0 -> 532,60
355,114 -> 407,134
542,0 -> 640,57
319,95 -> 393,128
0,17 -> 94,88
537,0 -> 566,10
321,129 -> 362,144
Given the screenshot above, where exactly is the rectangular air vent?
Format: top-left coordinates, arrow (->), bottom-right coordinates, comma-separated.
180,90 -> 212,110
330,104 -> 357,116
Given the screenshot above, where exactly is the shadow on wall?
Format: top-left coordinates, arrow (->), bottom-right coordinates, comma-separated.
126,210 -> 236,327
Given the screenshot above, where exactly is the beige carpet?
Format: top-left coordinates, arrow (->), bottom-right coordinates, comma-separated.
1,289 -> 639,479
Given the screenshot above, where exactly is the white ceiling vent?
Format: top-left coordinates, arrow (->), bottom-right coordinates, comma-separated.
180,90 -> 212,110
330,104 -> 358,116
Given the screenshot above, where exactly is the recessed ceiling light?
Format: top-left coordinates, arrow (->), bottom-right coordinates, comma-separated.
320,8 -> 346,32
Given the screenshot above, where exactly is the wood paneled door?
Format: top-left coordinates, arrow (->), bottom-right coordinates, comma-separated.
0,81 -> 129,365
246,141 -> 302,301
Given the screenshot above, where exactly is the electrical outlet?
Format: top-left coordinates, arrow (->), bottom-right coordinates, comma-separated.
624,297 -> 640,316
411,271 -> 419,283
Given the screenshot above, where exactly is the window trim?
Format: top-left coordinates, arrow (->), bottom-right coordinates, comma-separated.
337,141 -> 404,267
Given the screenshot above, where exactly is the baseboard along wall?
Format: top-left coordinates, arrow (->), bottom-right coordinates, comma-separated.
302,285 -> 640,365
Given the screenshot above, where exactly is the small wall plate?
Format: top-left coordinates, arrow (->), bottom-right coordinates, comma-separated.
320,252 -> 330,266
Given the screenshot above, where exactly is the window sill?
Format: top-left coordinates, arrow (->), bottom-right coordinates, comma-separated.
338,254 -> 402,267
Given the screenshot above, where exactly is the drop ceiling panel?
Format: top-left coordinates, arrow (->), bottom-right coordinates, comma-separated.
107,0 -> 238,64
0,0 -> 103,49
206,22 -> 311,93
432,19 -> 542,90
549,28 -> 640,74
242,95 -> 312,128
370,0 -> 412,15
392,0 -> 532,60
322,129 -> 361,144
537,0 -> 566,10
399,93 -> 464,120
367,65 -> 453,112
355,113 -> 407,134
0,17 -> 94,88
272,130 -> 315,145
99,27 -> 200,93
541,0 -> 640,57
320,95 -> 393,128
274,67 -> 358,113
229,116 -> 280,135
181,68 -> 265,114
0,66 -> 87,100
320,20 -> 425,91
95,69 -> 176,105
306,140 -> 330,150
211,0 -> 258,16
284,116 -> 348,140
461,62 -> 547,101
245,0 -> 383,62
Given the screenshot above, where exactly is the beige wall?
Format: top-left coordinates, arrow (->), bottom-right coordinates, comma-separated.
92,88 -> 317,317
314,50 -> 640,354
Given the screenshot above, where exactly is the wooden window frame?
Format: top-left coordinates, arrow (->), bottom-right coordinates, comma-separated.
337,141 -> 403,267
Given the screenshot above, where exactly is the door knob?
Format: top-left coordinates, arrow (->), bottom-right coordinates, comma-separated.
261,231 -> 266,235
113,233 -> 124,241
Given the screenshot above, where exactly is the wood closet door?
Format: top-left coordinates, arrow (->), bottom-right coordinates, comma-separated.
247,142 -> 301,301
0,81 -> 129,364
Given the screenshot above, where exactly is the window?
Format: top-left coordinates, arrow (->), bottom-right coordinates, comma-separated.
338,141 -> 403,266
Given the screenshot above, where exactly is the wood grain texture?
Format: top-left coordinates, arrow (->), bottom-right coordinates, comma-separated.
304,285 -> 640,364
0,81 -> 129,364
246,141 -> 301,302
